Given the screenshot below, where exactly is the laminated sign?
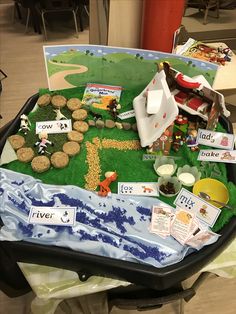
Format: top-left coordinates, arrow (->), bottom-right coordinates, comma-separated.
36,120 -> 72,134
196,129 -> 235,150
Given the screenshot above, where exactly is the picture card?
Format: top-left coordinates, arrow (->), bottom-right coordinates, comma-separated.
196,129 -> 234,150
150,206 -> 172,237
170,209 -> 194,245
198,149 -> 236,163
118,182 -> 159,196
28,206 -> 76,226
187,218 -> 200,239
82,83 -> 122,108
174,188 -> 221,227
36,120 -> 72,134
185,230 -> 220,249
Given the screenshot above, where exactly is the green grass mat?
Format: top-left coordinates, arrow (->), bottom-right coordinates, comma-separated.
2,87 -> 236,233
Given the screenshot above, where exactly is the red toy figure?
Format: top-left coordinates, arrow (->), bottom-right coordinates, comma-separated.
98,171 -> 118,197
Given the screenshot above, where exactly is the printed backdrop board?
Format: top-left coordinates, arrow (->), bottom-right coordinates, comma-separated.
43,45 -> 218,91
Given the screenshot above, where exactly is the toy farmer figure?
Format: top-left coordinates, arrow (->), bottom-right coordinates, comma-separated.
34,131 -> 53,155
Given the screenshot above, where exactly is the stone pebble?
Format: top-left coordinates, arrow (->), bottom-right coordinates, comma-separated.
122,122 -> 131,130
132,123 -> 138,132
96,120 -> 104,129
105,120 -> 115,128
88,120 -> 96,127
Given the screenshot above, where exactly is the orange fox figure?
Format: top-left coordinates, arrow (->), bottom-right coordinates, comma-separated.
98,172 -> 118,197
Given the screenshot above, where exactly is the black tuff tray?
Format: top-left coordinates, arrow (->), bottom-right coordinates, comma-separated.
0,94 -> 236,290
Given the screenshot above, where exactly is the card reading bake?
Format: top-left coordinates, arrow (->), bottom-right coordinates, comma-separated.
174,188 -> 221,227
36,120 -> 72,134
198,150 -> 236,163
196,129 -> 235,150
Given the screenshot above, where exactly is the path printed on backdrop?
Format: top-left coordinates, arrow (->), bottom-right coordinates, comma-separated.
48,60 -> 88,90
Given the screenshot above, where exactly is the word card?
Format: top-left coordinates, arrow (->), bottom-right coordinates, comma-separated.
174,188 -> 221,227
36,120 -> 72,134
198,149 -> 236,163
118,182 -> 159,197
185,230 -> 220,249
28,206 -> 76,226
170,209 -> 194,245
196,129 -> 234,150
150,206 -> 173,238
118,110 -> 135,120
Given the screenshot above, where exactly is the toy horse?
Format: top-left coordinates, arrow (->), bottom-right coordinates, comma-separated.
98,171 -> 117,197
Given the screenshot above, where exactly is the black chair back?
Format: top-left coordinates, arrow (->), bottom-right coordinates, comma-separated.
39,0 -> 75,10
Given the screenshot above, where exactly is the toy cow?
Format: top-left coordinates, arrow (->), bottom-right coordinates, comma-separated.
53,108 -> 67,121
19,114 -> 31,135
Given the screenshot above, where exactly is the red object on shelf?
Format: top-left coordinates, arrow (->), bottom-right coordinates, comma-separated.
174,91 -> 188,104
188,97 -> 204,111
141,0 -> 185,53
175,115 -> 188,125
